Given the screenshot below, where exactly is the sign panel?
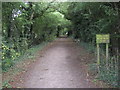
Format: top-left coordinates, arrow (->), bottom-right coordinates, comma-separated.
96,34 -> 110,43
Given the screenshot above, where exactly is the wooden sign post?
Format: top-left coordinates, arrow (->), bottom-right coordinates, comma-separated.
96,34 -> 110,65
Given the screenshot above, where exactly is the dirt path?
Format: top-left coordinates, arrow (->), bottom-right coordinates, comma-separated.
12,38 -> 100,88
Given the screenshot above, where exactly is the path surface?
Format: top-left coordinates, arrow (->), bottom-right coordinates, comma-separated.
20,38 -> 99,88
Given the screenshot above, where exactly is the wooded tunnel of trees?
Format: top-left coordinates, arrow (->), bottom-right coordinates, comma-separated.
1,2 -> 120,87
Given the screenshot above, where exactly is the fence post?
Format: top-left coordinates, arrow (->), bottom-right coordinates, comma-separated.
106,43 -> 109,66
97,43 -> 100,65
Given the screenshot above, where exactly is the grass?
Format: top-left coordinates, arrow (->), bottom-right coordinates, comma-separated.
2,42 -> 49,88
98,57 -> 119,87
75,39 -> 119,88
3,42 -> 48,72
15,42 -> 48,62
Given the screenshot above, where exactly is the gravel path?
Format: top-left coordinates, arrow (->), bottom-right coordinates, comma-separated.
20,38 -> 99,88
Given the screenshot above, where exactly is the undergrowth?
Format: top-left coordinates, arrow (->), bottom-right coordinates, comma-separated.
3,42 -> 48,72
76,40 -> 119,88
2,42 -> 48,88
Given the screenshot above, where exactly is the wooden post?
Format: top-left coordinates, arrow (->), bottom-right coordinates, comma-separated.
106,43 -> 109,66
97,43 -> 100,65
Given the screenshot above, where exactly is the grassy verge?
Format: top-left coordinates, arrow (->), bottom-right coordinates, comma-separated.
75,39 -> 119,88
2,42 -> 49,88
14,42 -> 48,64
3,42 -> 48,72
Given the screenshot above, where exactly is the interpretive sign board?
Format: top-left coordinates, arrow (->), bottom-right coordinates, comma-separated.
96,34 -> 110,43
96,34 -> 110,65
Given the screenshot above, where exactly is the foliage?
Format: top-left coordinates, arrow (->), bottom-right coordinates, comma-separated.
2,42 -> 20,70
2,80 -> 12,88
67,3 -> 120,86
2,2 -> 120,87
77,39 -> 119,87
2,2 -> 70,70
67,2 -> 120,49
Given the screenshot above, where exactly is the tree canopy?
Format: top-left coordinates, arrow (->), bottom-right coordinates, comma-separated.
1,2 -> 120,87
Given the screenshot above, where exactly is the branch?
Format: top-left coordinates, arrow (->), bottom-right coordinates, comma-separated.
33,0 -> 56,19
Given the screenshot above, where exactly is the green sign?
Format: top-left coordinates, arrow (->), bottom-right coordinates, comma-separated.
96,34 -> 110,43
96,34 -> 110,66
